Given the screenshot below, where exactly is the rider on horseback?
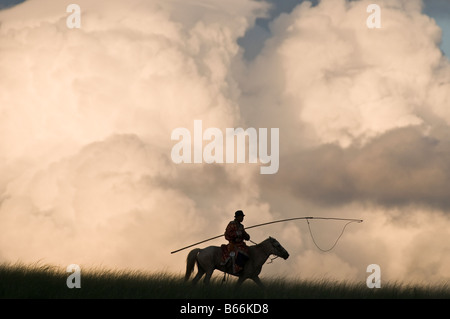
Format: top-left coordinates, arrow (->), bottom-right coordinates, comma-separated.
224,210 -> 250,273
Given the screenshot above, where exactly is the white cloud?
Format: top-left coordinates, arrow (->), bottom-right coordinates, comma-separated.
1,0 -> 450,285
0,0 -> 270,271
239,0 -> 450,283
243,0 -> 447,147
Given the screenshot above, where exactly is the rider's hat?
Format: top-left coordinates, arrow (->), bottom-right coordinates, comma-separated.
234,210 -> 245,217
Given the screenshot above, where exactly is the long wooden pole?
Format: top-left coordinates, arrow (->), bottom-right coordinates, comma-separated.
170,216 -> 363,254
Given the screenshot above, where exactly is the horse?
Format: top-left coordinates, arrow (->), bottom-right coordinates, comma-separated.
184,237 -> 289,288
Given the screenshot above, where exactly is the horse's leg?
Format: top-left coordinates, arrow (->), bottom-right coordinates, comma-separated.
203,247 -> 223,285
203,270 -> 214,285
252,276 -> 265,289
235,276 -> 247,288
192,268 -> 205,285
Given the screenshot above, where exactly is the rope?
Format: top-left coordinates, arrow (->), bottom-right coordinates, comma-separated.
170,216 -> 363,254
245,216 -> 362,232
259,220 -> 357,264
306,219 -> 357,252
266,256 -> 279,264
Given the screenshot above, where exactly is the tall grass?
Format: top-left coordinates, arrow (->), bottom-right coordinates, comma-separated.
0,262 -> 449,299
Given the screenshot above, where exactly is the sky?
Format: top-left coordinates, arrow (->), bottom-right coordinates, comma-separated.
0,0 -> 450,285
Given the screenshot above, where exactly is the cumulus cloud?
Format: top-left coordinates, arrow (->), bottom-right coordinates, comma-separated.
0,0 -> 270,270
242,0 -> 448,145
1,0 -> 450,284
265,126 -> 450,209
240,0 -> 450,282
243,0 -> 450,218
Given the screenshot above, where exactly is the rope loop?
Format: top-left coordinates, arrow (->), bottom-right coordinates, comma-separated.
306,219 -> 357,252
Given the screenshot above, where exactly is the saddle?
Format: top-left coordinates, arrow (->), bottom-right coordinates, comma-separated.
220,244 -> 248,274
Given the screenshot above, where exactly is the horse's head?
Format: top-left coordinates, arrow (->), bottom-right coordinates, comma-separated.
267,237 -> 289,260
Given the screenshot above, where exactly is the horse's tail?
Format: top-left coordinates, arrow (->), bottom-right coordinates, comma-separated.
185,248 -> 200,281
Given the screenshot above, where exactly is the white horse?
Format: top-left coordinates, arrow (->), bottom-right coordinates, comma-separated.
185,237 -> 289,287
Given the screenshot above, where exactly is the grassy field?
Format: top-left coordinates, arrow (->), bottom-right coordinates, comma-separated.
0,262 -> 449,299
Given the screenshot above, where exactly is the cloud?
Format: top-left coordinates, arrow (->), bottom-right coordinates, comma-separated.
0,0 -> 270,270
265,126 -> 450,210
0,134 -> 202,267
239,0 -> 450,282
242,0 -> 447,146
1,0 -> 450,285
242,0 -> 450,210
